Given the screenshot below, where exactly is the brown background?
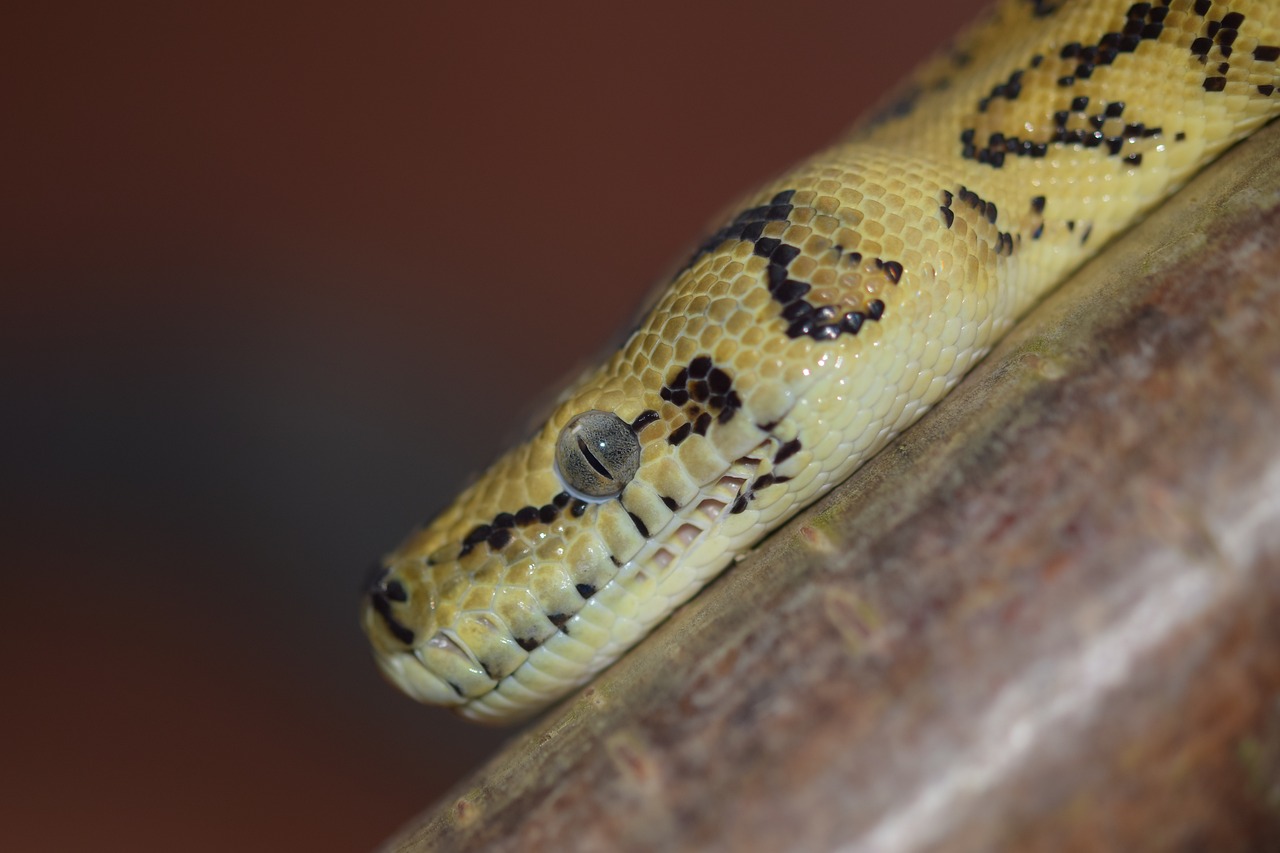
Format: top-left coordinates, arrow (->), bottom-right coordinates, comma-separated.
3,1 -> 985,849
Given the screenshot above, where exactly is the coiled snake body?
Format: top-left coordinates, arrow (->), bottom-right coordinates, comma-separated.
364,0 -> 1280,723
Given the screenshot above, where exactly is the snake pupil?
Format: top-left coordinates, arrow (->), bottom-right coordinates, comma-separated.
577,437 -> 613,479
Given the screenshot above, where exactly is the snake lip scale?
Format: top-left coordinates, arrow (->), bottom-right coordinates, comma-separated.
363,0 -> 1280,723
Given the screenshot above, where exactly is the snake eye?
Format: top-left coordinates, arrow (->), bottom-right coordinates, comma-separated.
555,410 -> 641,500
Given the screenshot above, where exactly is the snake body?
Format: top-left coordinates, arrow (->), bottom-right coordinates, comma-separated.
364,0 -> 1280,723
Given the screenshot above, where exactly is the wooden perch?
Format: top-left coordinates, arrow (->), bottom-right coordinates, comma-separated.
382,122 -> 1280,851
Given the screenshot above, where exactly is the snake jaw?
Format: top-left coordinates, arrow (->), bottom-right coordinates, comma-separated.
372,639 -> 465,707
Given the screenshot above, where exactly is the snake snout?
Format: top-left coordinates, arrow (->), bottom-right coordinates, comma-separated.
363,561 -> 504,708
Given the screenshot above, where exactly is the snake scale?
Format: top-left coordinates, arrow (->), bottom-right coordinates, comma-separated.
364,0 -> 1280,723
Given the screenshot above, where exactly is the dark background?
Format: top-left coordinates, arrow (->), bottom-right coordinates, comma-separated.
3,1 -> 985,849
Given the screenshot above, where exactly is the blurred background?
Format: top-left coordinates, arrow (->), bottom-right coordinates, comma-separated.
3,1 -> 985,849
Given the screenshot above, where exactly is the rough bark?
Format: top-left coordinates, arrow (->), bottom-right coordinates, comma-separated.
382,121 -> 1280,852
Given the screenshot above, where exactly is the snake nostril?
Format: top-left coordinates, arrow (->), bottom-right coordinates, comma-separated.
384,580 -> 408,602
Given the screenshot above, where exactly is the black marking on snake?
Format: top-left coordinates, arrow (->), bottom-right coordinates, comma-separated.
956,2 -> 1246,173
978,69 -> 1025,112
878,259 -> 904,283
576,583 -> 597,599
632,410 -> 660,433
684,189 -> 796,270
517,636 -> 540,652
866,84 -> 922,128
458,490 -> 578,557
965,97 -> 1161,168
366,562 -> 418,645
728,472 -> 791,514
370,588 -> 415,646
1188,7 -> 1280,91
1058,3 -> 1172,84
662,356 -> 743,433
460,509 -> 537,555
661,495 -> 679,511
774,438 -> 802,466
670,417 -> 700,444
458,524 -> 490,557
548,613 -> 571,634
1026,0 -> 1067,17
627,510 -> 650,538
768,242 -> 893,340
683,190 -> 894,342
955,186 -> 1016,257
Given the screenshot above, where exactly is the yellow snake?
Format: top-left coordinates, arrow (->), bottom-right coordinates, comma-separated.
363,0 -> 1280,723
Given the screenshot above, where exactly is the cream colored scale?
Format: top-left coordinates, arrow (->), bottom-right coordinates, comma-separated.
364,0 -> 1280,723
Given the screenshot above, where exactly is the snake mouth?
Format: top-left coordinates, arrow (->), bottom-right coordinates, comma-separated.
643,450 -> 767,574
624,438 -> 773,584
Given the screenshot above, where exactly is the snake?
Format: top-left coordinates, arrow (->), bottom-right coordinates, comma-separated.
363,0 -> 1280,724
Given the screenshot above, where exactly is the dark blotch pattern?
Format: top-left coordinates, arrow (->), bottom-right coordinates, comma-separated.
940,189 -> 955,228
685,189 -> 796,270
631,410 -> 660,433
956,186 -> 1016,256
1027,0 -> 1066,17
689,189 -> 896,342
727,471 -> 791,514
978,69 -> 1025,112
775,438 -> 802,466
458,490 -> 583,558
627,511 -> 650,538
368,567 -> 416,646
1186,5 -> 1280,93
954,1 -> 1253,174
769,250 -> 895,340
662,356 -> 744,433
